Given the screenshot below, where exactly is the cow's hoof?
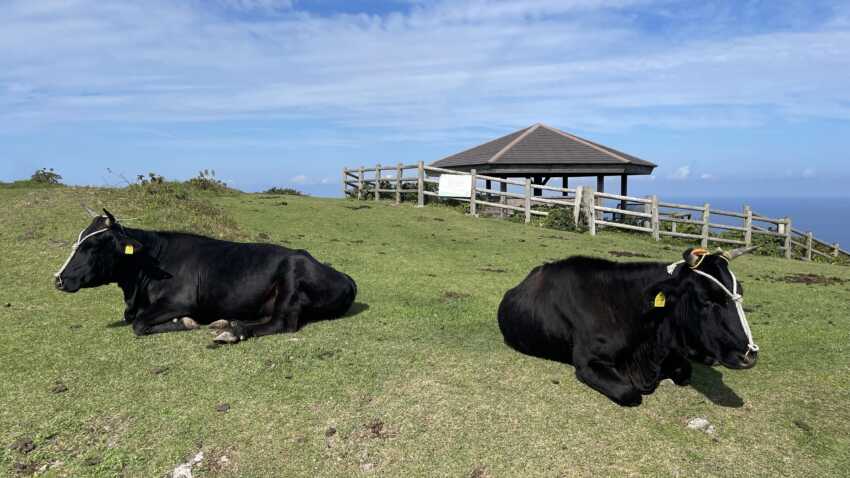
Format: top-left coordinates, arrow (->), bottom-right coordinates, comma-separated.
209,319 -> 231,330
213,330 -> 240,344
181,317 -> 200,330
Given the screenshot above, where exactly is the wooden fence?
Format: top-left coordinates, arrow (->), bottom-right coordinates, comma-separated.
343,162 -> 849,263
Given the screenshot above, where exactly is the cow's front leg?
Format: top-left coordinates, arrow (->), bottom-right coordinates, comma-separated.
132,304 -> 197,336
575,361 -> 642,407
661,353 -> 692,386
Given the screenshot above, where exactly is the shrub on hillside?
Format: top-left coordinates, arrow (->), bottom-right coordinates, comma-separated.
264,187 -> 306,196
185,169 -> 230,192
543,206 -> 587,233
31,168 -> 63,185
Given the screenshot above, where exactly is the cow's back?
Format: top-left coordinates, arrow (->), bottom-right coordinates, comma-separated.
498,263 -> 577,363
497,257 -> 666,365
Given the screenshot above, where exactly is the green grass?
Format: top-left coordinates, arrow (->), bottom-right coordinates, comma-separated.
1,185 -> 849,477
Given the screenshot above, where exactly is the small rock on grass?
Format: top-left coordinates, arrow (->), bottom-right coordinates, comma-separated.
687,417 -> 716,435
150,366 -> 169,375
51,382 -> 68,394
171,451 -> 204,478
215,403 -> 230,413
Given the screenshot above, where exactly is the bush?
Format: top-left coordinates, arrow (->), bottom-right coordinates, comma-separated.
185,169 -> 229,192
263,187 -> 306,196
31,168 -> 62,185
542,205 -> 587,233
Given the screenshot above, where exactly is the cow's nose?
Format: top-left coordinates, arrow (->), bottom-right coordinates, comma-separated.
54,276 -> 64,290
738,350 -> 758,369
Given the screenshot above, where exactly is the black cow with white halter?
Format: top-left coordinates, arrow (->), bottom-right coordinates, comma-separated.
54,207 -> 357,344
497,247 -> 759,406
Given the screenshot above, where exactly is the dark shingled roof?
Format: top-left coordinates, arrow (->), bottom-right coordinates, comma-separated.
432,123 -> 656,171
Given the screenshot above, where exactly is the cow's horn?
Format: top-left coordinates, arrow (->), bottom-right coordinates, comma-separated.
81,203 -> 99,218
728,245 -> 759,260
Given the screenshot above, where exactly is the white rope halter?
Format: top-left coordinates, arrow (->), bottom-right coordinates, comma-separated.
53,223 -> 111,288
666,259 -> 759,355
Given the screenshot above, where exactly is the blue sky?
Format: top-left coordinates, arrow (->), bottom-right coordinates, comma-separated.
2,0 -> 849,197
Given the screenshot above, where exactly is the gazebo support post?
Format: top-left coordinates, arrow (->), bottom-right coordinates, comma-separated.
595,175 -> 604,221
499,180 -> 507,219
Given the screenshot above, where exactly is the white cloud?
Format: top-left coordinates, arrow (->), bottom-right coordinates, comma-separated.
802,168 -> 816,178
290,174 -> 308,184
669,166 -> 690,180
700,173 -> 714,180
0,0 -> 849,135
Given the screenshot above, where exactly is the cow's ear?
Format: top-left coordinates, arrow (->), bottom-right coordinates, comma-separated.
115,236 -> 143,256
103,209 -> 117,227
683,247 -> 709,268
647,277 -> 687,309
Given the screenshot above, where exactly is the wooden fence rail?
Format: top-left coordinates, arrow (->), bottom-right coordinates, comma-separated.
342,162 -> 849,264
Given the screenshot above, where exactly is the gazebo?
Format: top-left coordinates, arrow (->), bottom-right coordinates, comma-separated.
430,123 -> 656,197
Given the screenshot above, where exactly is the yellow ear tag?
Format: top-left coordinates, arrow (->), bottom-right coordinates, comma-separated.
124,245 -> 134,255
654,292 -> 666,308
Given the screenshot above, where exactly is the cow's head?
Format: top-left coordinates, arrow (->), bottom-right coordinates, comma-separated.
651,247 -> 759,370
54,207 -> 142,293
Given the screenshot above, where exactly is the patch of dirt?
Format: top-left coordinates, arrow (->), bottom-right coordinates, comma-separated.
363,419 -> 390,439
255,232 -> 270,241
83,456 -> 102,466
51,382 -> 68,394
778,274 -> 847,285
215,403 -> 230,413
441,291 -> 470,302
16,229 -> 41,241
609,250 -> 652,258
14,462 -> 38,476
344,205 -> 371,211
315,350 -> 336,360
150,366 -> 169,375
432,218 -> 445,222
793,420 -> 813,433
478,267 -> 507,273
10,437 -> 35,454
198,447 -> 238,475
471,465 -> 491,478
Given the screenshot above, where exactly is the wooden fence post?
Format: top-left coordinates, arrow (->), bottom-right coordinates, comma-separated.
524,178 -> 531,224
499,180 -> 507,219
584,187 -> 596,236
342,168 -> 347,197
784,218 -> 793,259
357,167 -> 364,200
701,203 -> 710,248
416,161 -> 424,207
744,205 -> 753,247
805,232 -> 813,261
470,169 -> 478,217
833,243 -> 840,258
651,195 -> 660,241
374,164 -> 381,202
395,163 -> 402,205
573,186 -> 583,226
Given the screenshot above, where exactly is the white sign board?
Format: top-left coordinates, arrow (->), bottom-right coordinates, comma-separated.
438,174 -> 472,198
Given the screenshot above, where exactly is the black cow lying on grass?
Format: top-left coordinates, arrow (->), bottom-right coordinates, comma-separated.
497,247 -> 759,406
54,207 -> 357,344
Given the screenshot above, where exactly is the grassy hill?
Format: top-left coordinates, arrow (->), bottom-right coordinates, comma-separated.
1,184 -> 849,477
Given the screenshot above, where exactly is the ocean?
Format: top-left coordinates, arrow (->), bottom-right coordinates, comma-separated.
667,197 -> 850,248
